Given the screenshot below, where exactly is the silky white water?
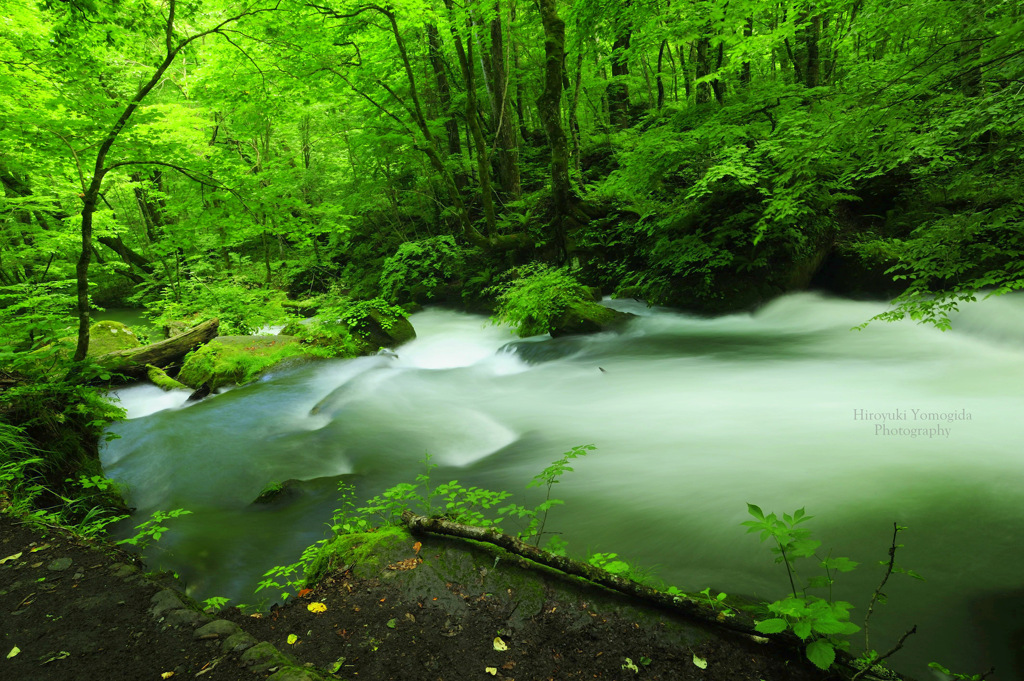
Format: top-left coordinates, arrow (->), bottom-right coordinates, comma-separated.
102,293 -> 1024,679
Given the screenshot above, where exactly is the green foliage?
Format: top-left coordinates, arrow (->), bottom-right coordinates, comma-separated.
489,265 -> 593,337
144,276 -> 288,336
743,505 -> 924,672
201,596 -> 231,613
927,662 -> 992,681
379,236 -> 474,304
0,280 -> 77,374
117,508 -> 193,550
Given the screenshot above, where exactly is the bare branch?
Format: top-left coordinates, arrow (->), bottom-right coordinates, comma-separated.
850,626 -> 918,681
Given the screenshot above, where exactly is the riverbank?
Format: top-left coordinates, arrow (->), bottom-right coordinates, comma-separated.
1,506 -> 865,681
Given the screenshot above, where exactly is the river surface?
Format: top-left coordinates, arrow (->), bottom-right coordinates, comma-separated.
101,293 -> 1024,680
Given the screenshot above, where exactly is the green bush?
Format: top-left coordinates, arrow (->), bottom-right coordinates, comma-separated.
379,235 -> 473,304
143,277 -> 287,335
488,264 -> 592,336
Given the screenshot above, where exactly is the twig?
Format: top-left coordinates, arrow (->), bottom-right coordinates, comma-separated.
864,523 -> 901,651
850,625 -> 917,681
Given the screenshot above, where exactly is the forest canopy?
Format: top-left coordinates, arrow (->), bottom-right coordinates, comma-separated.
1,0 -> 1022,363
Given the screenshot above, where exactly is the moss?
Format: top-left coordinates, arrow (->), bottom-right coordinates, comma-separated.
145,364 -> 188,391
308,526 -> 409,582
177,336 -> 315,390
86,320 -> 141,356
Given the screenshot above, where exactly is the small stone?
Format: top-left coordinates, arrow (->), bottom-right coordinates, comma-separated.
47,558 -> 72,571
193,619 -> 242,640
72,572 -> 84,580
150,589 -> 185,617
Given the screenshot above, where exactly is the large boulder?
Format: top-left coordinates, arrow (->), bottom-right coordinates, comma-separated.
177,335 -> 310,390
350,307 -> 416,353
87,320 -> 141,356
549,302 -> 635,338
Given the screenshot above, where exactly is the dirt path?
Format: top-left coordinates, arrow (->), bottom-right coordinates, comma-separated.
1,511 -> 846,681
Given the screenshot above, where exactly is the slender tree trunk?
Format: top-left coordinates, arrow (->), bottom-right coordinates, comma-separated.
805,12 -> 822,87
490,0 -> 522,200
741,17 -> 754,87
657,39 -> 667,109
695,38 -> 711,104
608,31 -> 632,128
537,0 -> 586,259
427,23 -> 467,192
444,0 -> 498,236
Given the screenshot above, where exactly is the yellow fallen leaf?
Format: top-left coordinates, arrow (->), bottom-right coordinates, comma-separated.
6,646 -> 19,659
0,552 -> 22,564
692,654 -> 708,669
161,673 -> 175,679
287,634 -> 298,645
485,668 -> 497,676
307,602 -> 327,613
493,636 -> 508,651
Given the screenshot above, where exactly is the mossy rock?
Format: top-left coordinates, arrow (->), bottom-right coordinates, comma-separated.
281,299 -> 320,318
549,302 -> 634,338
87,320 -> 141,356
177,336 -> 313,390
349,308 -> 416,354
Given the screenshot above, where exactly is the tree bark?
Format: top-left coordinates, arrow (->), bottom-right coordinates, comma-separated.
608,30 -> 632,128
537,0 -> 577,258
426,22 -> 466,194
94,318 -> 219,378
490,0 -> 522,200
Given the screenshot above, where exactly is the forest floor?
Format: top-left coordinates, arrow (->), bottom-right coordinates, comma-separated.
0,509 -> 845,681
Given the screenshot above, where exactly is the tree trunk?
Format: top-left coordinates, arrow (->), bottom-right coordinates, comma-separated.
490,0 -> 522,200
608,31 -> 632,128
695,37 -> 711,104
95,318 -> 220,378
426,22 -> 465,194
537,0 -> 585,259
656,39 -> 667,109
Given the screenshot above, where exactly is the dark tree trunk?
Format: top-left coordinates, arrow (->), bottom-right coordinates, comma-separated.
537,0 -> 585,259
656,39 -> 667,109
608,31 -> 632,128
695,37 -> 711,104
426,23 -> 467,192
490,0 -> 522,200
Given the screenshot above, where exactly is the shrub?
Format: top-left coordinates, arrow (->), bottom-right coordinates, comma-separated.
488,264 -> 592,336
379,236 -> 473,304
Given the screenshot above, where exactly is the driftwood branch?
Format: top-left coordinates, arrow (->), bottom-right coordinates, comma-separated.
95,318 -> 219,378
400,511 -> 758,637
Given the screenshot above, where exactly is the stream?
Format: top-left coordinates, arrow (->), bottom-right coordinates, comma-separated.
101,293 -> 1024,679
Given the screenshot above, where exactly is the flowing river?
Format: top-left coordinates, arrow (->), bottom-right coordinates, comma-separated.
101,293 -> 1024,679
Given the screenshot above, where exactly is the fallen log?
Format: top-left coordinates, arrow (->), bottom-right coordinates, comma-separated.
95,318 -> 219,379
400,510 -> 757,637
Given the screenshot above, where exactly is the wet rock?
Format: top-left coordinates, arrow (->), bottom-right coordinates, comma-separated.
239,641 -> 291,672
46,557 -> 73,571
149,589 -> 185,617
222,631 -> 258,653
163,608 -> 208,628
549,302 -> 635,337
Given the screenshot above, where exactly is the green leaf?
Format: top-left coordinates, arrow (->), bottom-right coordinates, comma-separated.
754,618 -> 788,634
746,503 -> 764,520
793,621 -> 813,639
806,639 -> 836,670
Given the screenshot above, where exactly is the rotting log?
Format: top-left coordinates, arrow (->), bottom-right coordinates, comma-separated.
95,318 -> 219,379
401,511 -> 759,637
